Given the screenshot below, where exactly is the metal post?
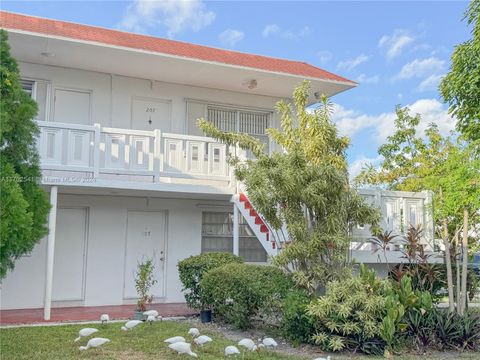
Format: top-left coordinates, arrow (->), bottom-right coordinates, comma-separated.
44,185 -> 58,320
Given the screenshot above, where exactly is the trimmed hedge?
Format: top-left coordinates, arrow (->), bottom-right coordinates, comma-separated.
178,252 -> 243,310
201,263 -> 292,329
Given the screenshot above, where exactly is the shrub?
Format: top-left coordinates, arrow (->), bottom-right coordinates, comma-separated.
307,265 -> 387,355
431,308 -> 459,350
390,264 -> 480,302
280,289 -> 315,345
135,258 -> 157,312
201,263 -> 292,329
456,310 -> 480,351
307,265 -> 433,356
380,275 -> 433,356
431,308 -> 480,351
404,308 -> 435,351
178,252 -> 243,310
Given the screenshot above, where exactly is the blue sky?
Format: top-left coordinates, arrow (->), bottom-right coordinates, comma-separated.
2,0 -> 472,176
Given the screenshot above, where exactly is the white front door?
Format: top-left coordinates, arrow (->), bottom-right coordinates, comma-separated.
131,97 -> 171,131
52,208 -> 88,301
123,210 -> 166,299
53,88 -> 91,125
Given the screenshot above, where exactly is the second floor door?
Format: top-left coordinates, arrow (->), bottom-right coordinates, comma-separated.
131,97 -> 171,132
53,88 -> 91,125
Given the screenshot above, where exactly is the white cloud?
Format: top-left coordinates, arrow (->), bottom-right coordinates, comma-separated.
119,0 -> 215,37
333,103 -> 393,140
378,29 -> 415,59
349,155 -> 383,179
337,54 -> 369,72
219,29 -> 244,48
299,26 -> 311,37
262,24 -> 280,37
333,98 -> 456,143
396,57 -> 445,80
317,51 -> 332,65
408,98 -> 456,136
356,73 -> 380,84
417,73 -> 444,92
262,24 -> 310,39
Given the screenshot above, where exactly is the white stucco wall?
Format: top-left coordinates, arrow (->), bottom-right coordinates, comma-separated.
18,61 -> 281,133
0,193 -> 228,310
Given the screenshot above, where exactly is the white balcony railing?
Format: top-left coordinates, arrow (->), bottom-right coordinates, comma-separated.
36,121 -> 231,183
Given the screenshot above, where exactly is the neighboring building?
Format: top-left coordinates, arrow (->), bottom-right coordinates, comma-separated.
0,12 -> 434,318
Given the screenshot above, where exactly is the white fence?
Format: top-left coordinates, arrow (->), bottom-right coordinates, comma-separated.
36,121 -> 230,182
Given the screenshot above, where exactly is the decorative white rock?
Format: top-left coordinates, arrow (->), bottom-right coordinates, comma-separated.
225,345 -> 241,356
238,338 -> 256,351
262,337 -> 278,347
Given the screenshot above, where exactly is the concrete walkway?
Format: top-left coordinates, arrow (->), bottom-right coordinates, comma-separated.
0,303 -> 196,325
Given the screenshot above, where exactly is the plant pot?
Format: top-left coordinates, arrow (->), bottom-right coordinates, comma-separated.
199,309 -> 212,323
134,310 -> 144,321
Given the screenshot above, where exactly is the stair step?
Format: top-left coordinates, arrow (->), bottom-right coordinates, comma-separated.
254,217 -> 264,225
235,193 -> 275,253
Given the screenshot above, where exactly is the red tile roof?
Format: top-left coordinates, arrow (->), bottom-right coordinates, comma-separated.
0,11 -> 355,85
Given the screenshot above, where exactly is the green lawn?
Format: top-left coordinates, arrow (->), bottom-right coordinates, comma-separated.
1,320 -> 479,360
0,320 -> 301,360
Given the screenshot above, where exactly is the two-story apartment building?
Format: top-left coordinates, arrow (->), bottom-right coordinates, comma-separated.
0,12 -> 435,320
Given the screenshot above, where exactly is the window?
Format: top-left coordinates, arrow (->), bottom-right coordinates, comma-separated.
20,78 -> 49,121
21,79 -> 36,99
201,211 -> 267,262
207,106 -> 270,156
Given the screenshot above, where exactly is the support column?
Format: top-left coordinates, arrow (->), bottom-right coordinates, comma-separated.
233,203 -> 239,256
44,185 -> 58,321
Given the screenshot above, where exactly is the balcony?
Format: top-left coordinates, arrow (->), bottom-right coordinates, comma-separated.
36,121 -> 234,194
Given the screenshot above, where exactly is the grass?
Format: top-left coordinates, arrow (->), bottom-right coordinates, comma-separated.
0,320 -> 300,360
1,320 -> 479,360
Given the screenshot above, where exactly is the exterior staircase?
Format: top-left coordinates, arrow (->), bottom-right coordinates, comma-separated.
231,193 -> 284,257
